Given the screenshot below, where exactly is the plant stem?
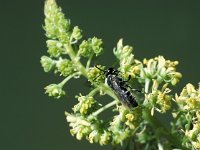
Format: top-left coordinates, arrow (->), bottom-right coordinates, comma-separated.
65,44 -> 87,77
91,100 -> 118,117
143,78 -> 151,105
145,78 -> 150,93
87,87 -> 100,97
59,72 -> 80,87
86,54 -> 93,70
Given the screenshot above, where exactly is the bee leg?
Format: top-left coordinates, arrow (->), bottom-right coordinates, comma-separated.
124,75 -> 131,82
131,89 -> 141,93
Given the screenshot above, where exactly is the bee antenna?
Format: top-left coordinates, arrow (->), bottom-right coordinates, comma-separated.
95,65 -> 105,73
93,73 -> 104,81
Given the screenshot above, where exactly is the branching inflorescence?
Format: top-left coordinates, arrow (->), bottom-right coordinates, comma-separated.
40,0 -> 199,149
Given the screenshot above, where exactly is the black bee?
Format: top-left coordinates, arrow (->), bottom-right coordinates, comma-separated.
95,66 -> 140,108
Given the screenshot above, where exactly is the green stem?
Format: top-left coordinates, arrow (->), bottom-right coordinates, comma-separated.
65,44 -> 87,77
145,78 -> 150,93
87,87 -> 100,97
143,78 -> 151,105
59,72 -> 80,87
91,100 -> 118,117
86,54 -> 94,71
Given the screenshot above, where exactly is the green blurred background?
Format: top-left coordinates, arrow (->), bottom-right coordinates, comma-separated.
1,0 -> 200,149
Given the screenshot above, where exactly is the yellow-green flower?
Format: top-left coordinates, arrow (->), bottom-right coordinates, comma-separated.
44,0 -> 70,41
73,95 -> 100,115
139,56 -> 182,86
40,55 -> 55,72
46,40 -> 64,58
91,37 -> 103,56
71,26 -> 82,42
88,65 -> 105,84
185,123 -> 200,149
88,130 -> 100,143
78,37 -> 103,58
113,39 -> 140,78
44,83 -> 65,99
99,131 -> 111,145
56,58 -> 74,76
176,83 -> 200,111
146,81 -> 172,113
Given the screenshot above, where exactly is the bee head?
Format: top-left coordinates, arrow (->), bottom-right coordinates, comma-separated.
105,68 -> 118,76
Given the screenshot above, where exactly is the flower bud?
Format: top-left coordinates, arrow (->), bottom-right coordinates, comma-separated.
99,131 -> 111,145
91,37 -> 103,56
88,130 -> 100,143
44,84 -> 65,99
79,40 -> 91,57
44,0 -> 70,40
56,58 -> 74,76
71,26 -> 82,42
47,40 -> 63,58
40,55 -> 55,72
73,95 -> 100,115
87,65 -> 105,84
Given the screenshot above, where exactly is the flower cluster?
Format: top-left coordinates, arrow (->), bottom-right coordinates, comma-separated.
56,58 -> 74,76
87,65 -> 105,85
185,123 -> 200,149
73,94 -> 101,115
145,80 -> 172,113
66,112 -> 112,145
41,0 -> 83,99
176,83 -> 200,111
78,37 -> 103,58
65,95 -> 110,145
71,26 -> 82,43
66,113 -> 92,140
44,84 -> 65,99
66,104 -> 143,146
174,83 -> 200,149
113,39 -> 141,79
46,40 -> 65,58
109,106 -> 142,145
139,56 -> 182,86
41,0 -> 198,149
135,56 -> 182,114
40,56 -> 55,72
44,0 -> 70,41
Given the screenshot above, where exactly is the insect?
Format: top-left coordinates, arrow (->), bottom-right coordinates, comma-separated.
94,66 -> 140,108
